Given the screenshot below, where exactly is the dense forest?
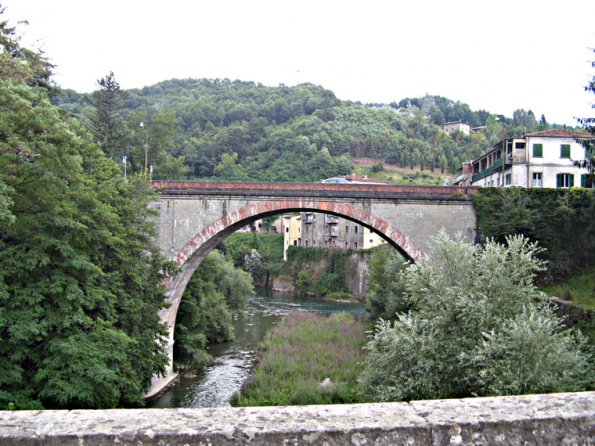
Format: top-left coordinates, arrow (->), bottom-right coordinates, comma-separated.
52,75 -> 560,183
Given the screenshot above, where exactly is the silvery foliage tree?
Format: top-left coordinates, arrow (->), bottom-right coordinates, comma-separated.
360,232 -> 592,401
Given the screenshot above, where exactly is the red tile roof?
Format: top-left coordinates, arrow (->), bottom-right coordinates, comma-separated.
525,129 -> 592,138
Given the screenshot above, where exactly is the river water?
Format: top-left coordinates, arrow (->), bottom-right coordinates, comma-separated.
147,288 -> 365,408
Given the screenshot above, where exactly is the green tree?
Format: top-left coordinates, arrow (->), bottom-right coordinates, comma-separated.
85,71 -> 128,159
360,232 -> 592,402
0,5 -> 53,89
364,248 -> 409,322
0,16 -> 169,409
538,114 -> 549,131
214,152 -> 249,180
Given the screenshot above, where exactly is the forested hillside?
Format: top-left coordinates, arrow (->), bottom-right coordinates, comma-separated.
53,76 -> 558,183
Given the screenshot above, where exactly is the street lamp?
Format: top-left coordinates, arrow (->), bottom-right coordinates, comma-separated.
139,121 -> 148,175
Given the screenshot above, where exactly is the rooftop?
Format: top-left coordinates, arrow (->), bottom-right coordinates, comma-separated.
525,129 -> 592,139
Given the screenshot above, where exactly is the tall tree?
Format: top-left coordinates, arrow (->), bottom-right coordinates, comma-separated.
85,71 -> 128,159
0,4 -> 53,90
0,14 -> 168,409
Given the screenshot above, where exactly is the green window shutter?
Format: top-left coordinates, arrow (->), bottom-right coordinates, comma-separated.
569,174 -> 574,188
533,144 -> 543,158
560,144 -> 570,158
556,173 -> 562,188
581,174 -> 587,187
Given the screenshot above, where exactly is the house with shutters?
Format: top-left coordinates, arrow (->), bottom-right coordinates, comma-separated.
466,129 -> 594,189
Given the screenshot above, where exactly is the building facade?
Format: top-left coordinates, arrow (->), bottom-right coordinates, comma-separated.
468,129 -> 593,188
282,212 -> 386,260
442,120 -> 471,135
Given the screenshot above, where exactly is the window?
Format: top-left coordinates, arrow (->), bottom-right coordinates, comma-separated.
532,144 -> 543,158
532,172 -> 542,188
504,173 -> 511,186
581,174 -> 595,188
355,226 -> 358,233
560,144 -> 571,158
556,173 -> 574,188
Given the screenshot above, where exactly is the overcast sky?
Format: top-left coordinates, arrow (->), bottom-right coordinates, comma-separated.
3,0 -> 594,125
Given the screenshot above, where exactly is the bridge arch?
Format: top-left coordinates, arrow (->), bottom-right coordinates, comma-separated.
150,199 -> 423,397
166,199 -> 422,314
175,199 -> 423,267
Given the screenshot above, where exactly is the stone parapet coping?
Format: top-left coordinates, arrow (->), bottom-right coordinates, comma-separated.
0,392 -> 593,445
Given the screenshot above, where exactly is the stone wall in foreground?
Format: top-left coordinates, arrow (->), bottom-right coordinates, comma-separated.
0,392 -> 593,445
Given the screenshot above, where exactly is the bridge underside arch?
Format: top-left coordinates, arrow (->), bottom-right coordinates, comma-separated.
175,200 -> 423,267
160,199 -> 423,332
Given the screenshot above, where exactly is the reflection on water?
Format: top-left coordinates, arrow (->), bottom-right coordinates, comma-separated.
147,288 -> 365,408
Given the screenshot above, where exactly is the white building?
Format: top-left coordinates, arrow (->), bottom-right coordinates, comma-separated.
442,120 -> 471,135
470,129 -> 593,188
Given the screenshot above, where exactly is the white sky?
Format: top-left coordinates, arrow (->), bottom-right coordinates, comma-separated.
3,0 -> 594,125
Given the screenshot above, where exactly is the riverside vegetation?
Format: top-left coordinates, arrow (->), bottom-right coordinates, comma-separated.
473,187 -> 595,311
231,233 -> 592,406
359,232 -> 592,400
231,312 -> 368,406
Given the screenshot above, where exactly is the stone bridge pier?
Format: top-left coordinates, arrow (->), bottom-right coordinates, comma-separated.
147,181 -> 478,397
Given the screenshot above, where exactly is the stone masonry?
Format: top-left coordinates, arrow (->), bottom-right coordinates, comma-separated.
0,392 -> 593,445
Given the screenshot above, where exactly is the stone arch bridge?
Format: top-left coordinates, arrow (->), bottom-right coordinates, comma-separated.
147,180 -> 478,396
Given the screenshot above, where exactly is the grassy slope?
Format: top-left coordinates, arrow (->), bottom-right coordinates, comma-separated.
351,157 -> 446,185
540,266 -> 595,311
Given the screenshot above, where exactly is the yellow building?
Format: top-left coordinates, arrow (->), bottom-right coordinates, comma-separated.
283,212 -> 386,260
282,214 -> 301,261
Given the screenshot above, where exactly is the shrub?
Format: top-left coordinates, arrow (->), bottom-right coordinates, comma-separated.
359,232 -> 593,401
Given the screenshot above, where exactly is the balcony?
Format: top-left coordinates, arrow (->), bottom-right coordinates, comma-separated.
325,215 -> 339,225
471,158 -> 503,183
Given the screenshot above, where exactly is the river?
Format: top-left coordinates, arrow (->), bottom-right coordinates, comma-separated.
147,288 -> 365,408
